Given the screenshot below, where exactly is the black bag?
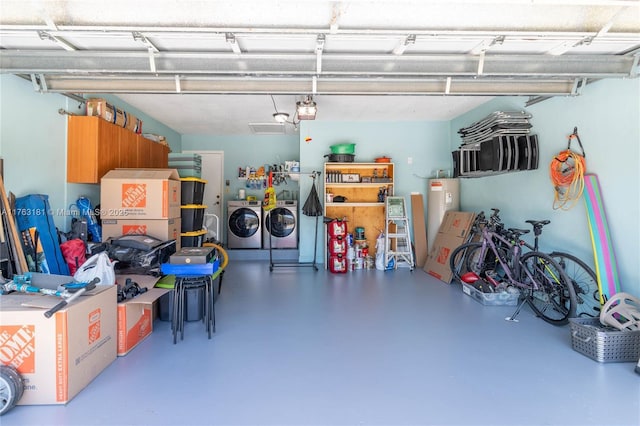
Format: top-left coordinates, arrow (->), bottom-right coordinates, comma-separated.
107,235 -> 176,276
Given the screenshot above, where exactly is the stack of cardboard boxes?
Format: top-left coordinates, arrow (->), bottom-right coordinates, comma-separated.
100,169 -> 182,249
99,168 -> 181,355
0,169 -> 183,408
86,98 -> 143,134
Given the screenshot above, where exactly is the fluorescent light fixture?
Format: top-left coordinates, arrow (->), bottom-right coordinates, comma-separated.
273,112 -> 289,123
296,96 -> 317,120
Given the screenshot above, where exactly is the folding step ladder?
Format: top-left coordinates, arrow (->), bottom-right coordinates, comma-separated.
384,196 -> 415,270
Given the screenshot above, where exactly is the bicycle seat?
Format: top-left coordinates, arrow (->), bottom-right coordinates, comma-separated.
525,220 -> 550,236
507,228 -> 530,237
526,220 -> 551,227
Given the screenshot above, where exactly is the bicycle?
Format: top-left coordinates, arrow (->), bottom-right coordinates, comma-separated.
449,208 -> 503,279
451,210 -> 599,318
521,220 -> 599,318
450,222 -> 577,325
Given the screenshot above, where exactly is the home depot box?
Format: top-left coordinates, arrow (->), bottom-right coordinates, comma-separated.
102,218 -> 181,249
0,285 -> 117,405
438,211 -> 476,239
423,211 -> 475,283
86,98 -> 142,133
115,275 -> 168,356
424,233 -> 466,283
101,169 -> 181,220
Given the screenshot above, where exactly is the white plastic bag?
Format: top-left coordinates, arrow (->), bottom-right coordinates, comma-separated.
375,232 -> 386,271
73,252 -> 116,285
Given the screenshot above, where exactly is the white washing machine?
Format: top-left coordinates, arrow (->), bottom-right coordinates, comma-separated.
262,200 -> 298,249
227,200 -> 262,249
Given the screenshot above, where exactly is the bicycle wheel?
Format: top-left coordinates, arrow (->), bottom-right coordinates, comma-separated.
550,252 -> 600,318
449,242 -> 483,282
520,251 -> 576,325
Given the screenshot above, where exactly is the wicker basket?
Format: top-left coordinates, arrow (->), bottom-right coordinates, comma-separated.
569,317 -> 640,363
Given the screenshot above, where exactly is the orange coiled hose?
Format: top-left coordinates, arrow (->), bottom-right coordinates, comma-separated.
549,148 -> 586,210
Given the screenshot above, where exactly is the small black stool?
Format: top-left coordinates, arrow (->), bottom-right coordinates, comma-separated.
172,275 -> 215,343
161,262 -> 218,344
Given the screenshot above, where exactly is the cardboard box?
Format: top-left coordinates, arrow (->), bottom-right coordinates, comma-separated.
101,169 -> 181,220
102,218 -> 181,249
423,211 -> 475,284
438,211 -> 476,239
115,275 -> 168,356
86,98 -> 142,133
423,233 -> 465,283
0,286 -> 117,405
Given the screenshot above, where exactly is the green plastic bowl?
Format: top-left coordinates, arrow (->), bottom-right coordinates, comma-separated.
330,143 -> 356,154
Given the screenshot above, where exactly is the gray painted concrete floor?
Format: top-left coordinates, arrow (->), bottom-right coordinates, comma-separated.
3,261 -> 639,426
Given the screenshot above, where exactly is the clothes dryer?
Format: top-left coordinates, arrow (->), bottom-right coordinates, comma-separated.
262,200 -> 298,249
227,200 -> 262,249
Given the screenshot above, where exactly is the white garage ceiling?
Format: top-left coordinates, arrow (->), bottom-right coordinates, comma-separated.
1,0 -> 638,135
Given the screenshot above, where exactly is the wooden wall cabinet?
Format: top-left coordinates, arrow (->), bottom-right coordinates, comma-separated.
148,140 -> 170,168
323,162 -> 394,253
67,116 -> 169,183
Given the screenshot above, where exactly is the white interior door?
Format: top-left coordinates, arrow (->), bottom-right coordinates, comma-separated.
184,150 -> 224,243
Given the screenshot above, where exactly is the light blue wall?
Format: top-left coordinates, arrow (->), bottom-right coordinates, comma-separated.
451,78 -> 640,296
297,121 -> 452,262
0,74 -> 182,232
1,75 -> 72,229
181,134 -> 300,240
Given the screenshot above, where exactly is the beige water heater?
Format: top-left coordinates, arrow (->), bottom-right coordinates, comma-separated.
427,178 -> 460,251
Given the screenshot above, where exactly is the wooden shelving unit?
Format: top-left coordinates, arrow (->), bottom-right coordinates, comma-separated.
323,162 -> 394,256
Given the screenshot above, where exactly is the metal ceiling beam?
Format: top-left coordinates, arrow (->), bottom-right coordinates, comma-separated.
30,74 -> 580,96
1,24 -> 638,40
1,50 -> 636,78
